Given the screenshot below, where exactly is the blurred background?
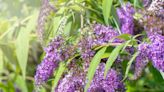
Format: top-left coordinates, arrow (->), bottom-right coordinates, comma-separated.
0,0 -> 164,92
0,0 -> 44,92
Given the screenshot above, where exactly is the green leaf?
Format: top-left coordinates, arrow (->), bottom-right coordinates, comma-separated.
51,62 -> 66,92
15,13 -> 38,79
113,17 -> 121,34
7,81 -> 15,92
0,44 -> 16,63
111,5 -> 120,31
123,51 -> 139,81
84,47 -> 107,92
116,34 -> 132,41
15,76 -> 28,92
64,21 -> 72,36
0,82 -> 7,92
149,65 -> 163,81
102,0 -> 113,25
159,70 -> 164,80
121,40 -> 131,53
134,0 -> 141,8
104,44 -> 124,77
40,88 -> 46,92
101,52 -> 110,59
8,74 -> 28,92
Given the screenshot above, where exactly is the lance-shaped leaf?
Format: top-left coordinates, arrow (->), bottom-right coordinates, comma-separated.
15,12 -> 38,79
123,51 -> 139,81
104,44 -> 124,77
51,62 -> 66,92
84,47 -> 107,92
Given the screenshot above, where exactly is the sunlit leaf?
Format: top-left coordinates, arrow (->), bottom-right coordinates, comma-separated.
64,21 -> 72,36
0,44 -> 16,63
116,34 -> 132,41
85,47 -> 107,92
102,0 -> 113,25
101,52 -> 110,59
15,12 -> 38,79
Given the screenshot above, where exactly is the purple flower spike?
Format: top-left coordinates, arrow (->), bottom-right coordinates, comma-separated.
117,3 -> 135,35
134,34 -> 164,76
93,24 -> 120,44
133,53 -> 149,80
34,59 -> 56,85
55,68 -> 85,92
88,63 -> 125,92
148,34 -> 164,72
35,36 -> 69,85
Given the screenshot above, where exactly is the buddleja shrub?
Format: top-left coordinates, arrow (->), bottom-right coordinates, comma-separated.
34,0 -> 164,92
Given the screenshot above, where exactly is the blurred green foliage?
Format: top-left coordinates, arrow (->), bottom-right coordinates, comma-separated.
0,0 -> 44,92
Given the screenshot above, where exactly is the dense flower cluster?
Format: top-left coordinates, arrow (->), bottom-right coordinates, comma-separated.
117,3 -> 135,35
79,24 -> 120,69
35,59 -> 56,85
55,63 -> 125,92
133,44 -> 149,80
55,67 -> 85,92
35,36 -> 75,85
142,14 -> 164,36
93,24 -> 120,44
88,63 -> 125,92
148,34 -> 164,72
134,34 -> 164,77
147,0 -> 164,17
136,0 -> 164,73
79,34 -> 95,69
132,0 -> 164,79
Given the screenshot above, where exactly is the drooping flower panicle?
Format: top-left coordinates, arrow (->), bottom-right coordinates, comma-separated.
34,59 -> 56,85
